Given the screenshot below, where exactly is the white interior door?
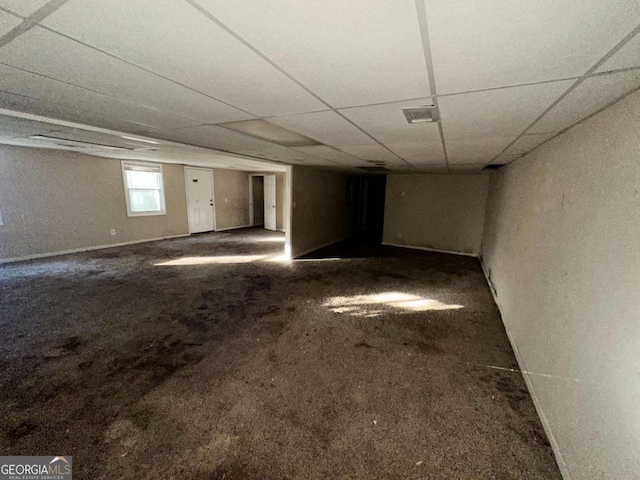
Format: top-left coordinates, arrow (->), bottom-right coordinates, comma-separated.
264,175 -> 277,231
185,167 -> 215,233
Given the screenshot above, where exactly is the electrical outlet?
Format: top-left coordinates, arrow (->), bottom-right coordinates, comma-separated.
225,198 -> 228,203
401,191 -> 405,197
398,232 -> 403,238
110,229 -> 116,236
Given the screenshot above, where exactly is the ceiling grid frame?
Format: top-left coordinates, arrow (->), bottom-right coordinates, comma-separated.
0,0 -> 68,48
37,25 -> 258,118
488,23 -> 640,166
414,0 -> 449,172
0,61 -> 242,129
182,0 -> 418,172
0,1 -> 638,171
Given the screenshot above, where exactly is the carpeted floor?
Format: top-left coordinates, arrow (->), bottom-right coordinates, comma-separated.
0,228 -> 561,479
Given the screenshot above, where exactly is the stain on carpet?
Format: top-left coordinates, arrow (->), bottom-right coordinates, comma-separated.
0,228 -> 560,479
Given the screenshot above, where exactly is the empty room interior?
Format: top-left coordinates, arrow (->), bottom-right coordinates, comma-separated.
0,1 -> 639,479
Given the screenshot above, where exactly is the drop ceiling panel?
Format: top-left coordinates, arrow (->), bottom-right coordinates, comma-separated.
150,125 -> 281,153
194,0 -> 430,108
0,0 -> 49,16
0,111 -> 285,171
0,114 -> 59,138
0,64 -> 198,131
36,128 -> 155,150
426,0 -> 640,94
447,136 -> 517,164
339,99 -> 441,143
0,27 -> 253,124
530,69 -> 640,134
504,133 -> 556,155
0,9 -> 21,35
0,90 -> 192,133
596,34 -> 640,73
439,80 -> 573,140
385,141 -> 446,165
293,145 -> 370,166
42,0 -> 326,116
269,111 -> 375,146
337,144 -> 401,162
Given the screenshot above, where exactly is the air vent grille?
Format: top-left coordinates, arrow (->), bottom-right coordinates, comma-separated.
402,106 -> 437,124
483,164 -> 503,171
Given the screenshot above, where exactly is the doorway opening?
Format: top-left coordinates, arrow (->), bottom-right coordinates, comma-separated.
251,176 -> 264,226
349,175 -> 387,244
249,173 -> 280,232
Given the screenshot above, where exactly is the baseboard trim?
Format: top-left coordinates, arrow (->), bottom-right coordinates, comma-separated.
292,235 -> 350,259
0,233 -> 191,265
479,259 -> 571,480
215,224 -> 253,232
382,242 -> 478,258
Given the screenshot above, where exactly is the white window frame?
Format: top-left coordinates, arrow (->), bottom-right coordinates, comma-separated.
121,161 -> 167,217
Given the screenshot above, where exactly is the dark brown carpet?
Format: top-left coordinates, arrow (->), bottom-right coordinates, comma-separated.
0,228 -> 560,479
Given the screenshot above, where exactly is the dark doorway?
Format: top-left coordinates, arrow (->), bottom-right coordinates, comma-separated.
252,176 -> 265,226
349,175 -> 387,244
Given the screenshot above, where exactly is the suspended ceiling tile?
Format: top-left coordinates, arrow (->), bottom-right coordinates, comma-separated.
269,111 -> 375,147
338,98 -> 441,143
292,145 -> 370,166
504,133 -> 556,155
42,0 -> 326,116
337,144 -> 400,162
530,69 -> 640,134
0,9 -> 21,35
439,80 -> 573,140
0,28 -> 254,124
426,0 -> 640,94
446,136 -> 517,164
0,90 -> 192,133
0,64 -> 199,131
385,141 -> 445,164
193,0 -> 430,108
151,125 -> 277,152
0,0 -> 49,16
596,34 -> 640,73
0,114 -> 59,138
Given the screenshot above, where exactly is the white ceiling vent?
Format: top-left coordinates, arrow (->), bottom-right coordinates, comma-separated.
402,106 -> 438,124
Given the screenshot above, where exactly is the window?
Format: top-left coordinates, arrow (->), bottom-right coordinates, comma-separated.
121,161 -> 166,216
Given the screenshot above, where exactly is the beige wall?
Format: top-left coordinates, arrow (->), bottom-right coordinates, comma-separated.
212,169 -> 251,230
0,145 -> 188,261
383,174 -> 489,255
290,166 -> 351,257
482,90 -> 640,479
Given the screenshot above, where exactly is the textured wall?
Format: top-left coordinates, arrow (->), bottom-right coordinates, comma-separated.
482,89 -> 640,479
0,145 -> 188,261
383,174 -> 489,255
290,166 -> 351,257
